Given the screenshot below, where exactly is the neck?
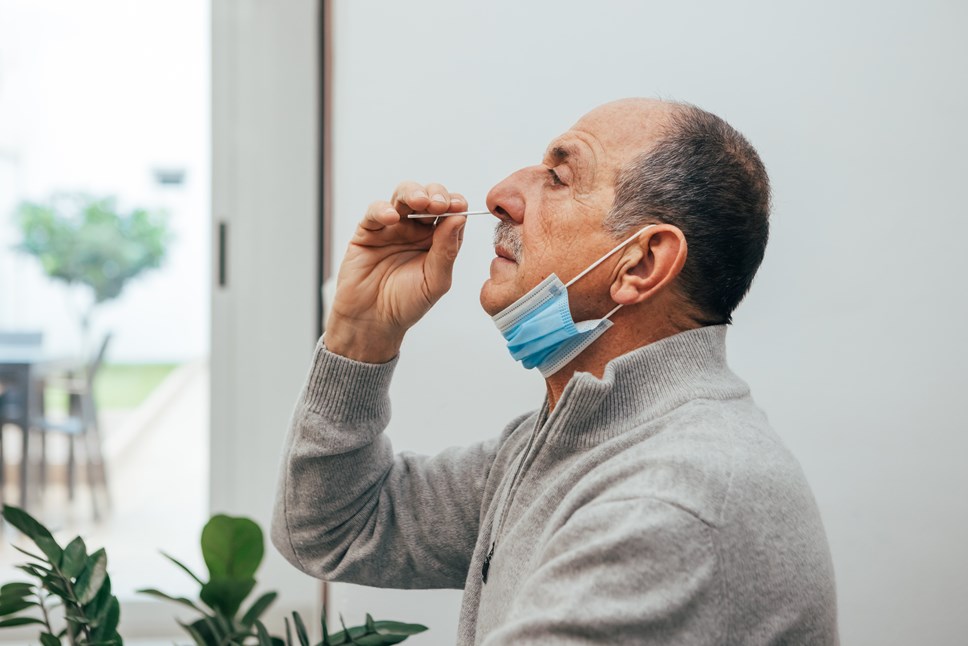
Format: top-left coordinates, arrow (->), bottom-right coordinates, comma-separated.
544,312 -> 701,410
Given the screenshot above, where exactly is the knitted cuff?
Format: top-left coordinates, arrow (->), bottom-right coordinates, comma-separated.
302,336 -> 399,426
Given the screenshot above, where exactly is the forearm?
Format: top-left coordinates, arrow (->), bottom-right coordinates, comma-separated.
271,338 -> 494,589
271,338 -> 398,580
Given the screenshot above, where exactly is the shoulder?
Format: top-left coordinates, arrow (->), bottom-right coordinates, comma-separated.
577,396 -> 811,528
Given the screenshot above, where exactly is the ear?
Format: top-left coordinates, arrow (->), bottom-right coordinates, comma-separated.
610,225 -> 688,305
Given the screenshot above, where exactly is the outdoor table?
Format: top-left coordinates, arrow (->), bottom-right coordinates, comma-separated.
0,344 -> 81,510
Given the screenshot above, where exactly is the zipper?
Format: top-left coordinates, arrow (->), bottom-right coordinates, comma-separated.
482,409 -> 549,584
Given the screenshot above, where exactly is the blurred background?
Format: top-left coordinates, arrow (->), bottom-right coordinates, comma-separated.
0,0 -> 212,636
1,0 -> 966,644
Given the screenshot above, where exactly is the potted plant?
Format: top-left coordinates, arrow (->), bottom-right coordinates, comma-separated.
0,505 -> 427,645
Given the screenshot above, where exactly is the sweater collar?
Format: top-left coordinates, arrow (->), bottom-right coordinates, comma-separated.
541,325 -> 749,449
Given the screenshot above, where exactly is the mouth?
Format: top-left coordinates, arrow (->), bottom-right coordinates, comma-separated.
494,245 -> 517,262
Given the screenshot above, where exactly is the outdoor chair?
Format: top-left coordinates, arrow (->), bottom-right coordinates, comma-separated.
0,389 -> 8,504
29,333 -> 112,521
0,331 -> 45,507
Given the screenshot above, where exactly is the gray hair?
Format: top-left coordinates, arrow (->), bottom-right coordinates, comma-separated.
604,103 -> 771,324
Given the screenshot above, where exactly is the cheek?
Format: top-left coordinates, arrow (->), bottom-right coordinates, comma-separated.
521,220 -> 556,269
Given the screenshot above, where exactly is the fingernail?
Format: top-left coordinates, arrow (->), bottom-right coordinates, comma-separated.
431,193 -> 447,204
414,190 -> 429,200
383,207 -> 397,215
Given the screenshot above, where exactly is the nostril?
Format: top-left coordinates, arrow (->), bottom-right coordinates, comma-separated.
494,206 -> 510,219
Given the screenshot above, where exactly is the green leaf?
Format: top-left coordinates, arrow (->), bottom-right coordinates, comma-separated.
202,614 -> 229,641
137,588 -> 204,614
330,614 -> 360,646
0,616 -> 46,627
160,551 -> 205,586
326,619 -> 427,646
2,505 -> 63,563
185,616 -> 226,646
321,611 -> 329,646
254,620 -> 274,646
285,616 -> 294,646
11,544 -> 49,563
371,621 -> 428,636
365,614 -> 375,632
293,610 -> 310,646
0,597 -> 37,615
74,548 -> 108,605
15,563 -> 51,579
64,607 -> 92,624
199,576 -> 255,618
178,620 -> 209,646
40,632 -> 61,646
0,582 -> 35,597
201,515 -> 264,581
60,537 -> 88,579
0,593 -> 37,615
240,591 -> 277,627
0,593 -> 37,608
84,573 -> 114,628
41,573 -> 71,598
101,597 -> 121,640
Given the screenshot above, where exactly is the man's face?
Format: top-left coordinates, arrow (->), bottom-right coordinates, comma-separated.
480,99 -> 672,318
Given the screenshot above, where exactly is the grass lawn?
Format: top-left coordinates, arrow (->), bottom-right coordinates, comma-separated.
45,363 -> 179,414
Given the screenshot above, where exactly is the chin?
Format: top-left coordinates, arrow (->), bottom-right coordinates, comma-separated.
479,280 -> 514,317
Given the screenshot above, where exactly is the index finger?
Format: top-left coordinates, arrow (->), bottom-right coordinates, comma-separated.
390,180 -> 433,216
360,200 -> 401,232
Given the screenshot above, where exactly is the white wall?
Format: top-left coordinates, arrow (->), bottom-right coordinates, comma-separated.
0,0 -> 209,362
329,1 -> 968,644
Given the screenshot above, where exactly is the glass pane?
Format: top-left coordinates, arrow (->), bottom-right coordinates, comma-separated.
0,0 -> 210,610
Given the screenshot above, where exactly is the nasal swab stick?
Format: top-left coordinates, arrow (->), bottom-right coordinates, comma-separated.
407,210 -> 491,219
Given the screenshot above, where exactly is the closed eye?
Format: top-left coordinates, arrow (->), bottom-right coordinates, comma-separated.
548,168 -> 565,186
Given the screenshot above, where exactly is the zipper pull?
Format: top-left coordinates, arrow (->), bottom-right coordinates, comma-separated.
481,541 -> 495,584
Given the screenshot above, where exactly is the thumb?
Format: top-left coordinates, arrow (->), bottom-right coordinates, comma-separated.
424,216 -> 466,297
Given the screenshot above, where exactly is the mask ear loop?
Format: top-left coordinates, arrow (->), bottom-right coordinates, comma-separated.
564,224 -> 656,288
563,224 -> 656,321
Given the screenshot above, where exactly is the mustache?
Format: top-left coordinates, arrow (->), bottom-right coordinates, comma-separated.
492,221 -> 523,262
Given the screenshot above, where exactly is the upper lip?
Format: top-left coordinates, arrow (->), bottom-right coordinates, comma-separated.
495,245 -> 516,261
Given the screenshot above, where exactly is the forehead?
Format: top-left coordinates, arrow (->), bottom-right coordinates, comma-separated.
543,101 -> 673,171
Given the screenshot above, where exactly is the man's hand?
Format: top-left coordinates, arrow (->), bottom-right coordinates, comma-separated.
324,181 -> 469,363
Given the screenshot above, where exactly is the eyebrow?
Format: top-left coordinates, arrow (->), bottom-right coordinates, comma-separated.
550,145 -> 572,164
545,140 -> 591,186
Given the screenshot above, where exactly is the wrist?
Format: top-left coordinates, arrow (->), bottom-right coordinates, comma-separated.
323,315 -> 404,364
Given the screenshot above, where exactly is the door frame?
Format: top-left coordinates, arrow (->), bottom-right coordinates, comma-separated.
210,0 -> 324,626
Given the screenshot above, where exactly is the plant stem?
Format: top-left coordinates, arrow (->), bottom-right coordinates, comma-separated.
38,591 -> 54,632
57,569 -> 91,644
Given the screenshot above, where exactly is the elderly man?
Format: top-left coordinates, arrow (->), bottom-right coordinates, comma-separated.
271,98 -> 838,644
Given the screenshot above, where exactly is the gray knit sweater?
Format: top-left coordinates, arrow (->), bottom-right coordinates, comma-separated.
271,326 -> 838,644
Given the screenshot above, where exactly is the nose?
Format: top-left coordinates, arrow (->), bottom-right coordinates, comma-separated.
485,167 -> 529,224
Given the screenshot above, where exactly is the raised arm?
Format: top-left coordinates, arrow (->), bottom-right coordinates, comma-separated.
271,181 -> 489,589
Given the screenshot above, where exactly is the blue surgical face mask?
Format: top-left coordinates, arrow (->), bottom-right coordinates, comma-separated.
492,225 -> 655,377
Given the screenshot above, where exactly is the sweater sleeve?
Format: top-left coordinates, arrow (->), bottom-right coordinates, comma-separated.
270,338 -> 499,590
481,498 -> 726,644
